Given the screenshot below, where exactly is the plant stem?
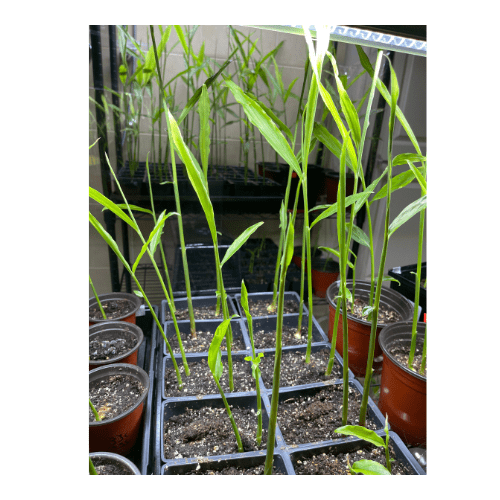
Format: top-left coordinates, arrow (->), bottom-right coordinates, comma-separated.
151,26 -> 196,337
419,324 -> 427,374
89,276 -> 106,319
408,202 -> 426,368
89,399 -> 101,421
325,303 -> 341,375
214,378 -> 244,452
264,222 -> 291,475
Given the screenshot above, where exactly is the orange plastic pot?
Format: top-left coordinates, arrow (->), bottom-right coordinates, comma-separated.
378,321 -> 426,447
89,292 -> 141,326
311,258 -> 339,298
326,280 -> 414,377
89,364 -> 150,455
89,322 -> 144,371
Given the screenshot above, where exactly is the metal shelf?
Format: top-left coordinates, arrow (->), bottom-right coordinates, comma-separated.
245,25 -> 427,57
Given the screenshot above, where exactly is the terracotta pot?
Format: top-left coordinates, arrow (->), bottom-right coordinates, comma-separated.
89,292 -> 141,326
89,363 -> 150,455
326,280 -> 414,377
325,171 -> 355,205
89,452 -> 141,475
89,321 -> 144,371
311,258 -> 339,298
378,321 -> 426,447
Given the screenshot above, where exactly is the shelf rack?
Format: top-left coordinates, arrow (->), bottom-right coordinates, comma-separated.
90,25 -> 426,293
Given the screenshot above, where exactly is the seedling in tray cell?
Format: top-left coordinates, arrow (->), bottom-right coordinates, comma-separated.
335,415 -> 393,475
208,316 -> 244,452
240,279 -> 263,446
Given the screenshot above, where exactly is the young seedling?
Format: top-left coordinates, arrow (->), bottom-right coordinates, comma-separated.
240,280 -> 263,445
89,209 -> 184,390
90,156 -> 191,378
89,399 -> 101,422
263,213 -> 294,475
166,105 -> 264,391
89,275 -> 106,320
207,316 -> 244,453
335,415 -> 393,475
89,457 -> 98,475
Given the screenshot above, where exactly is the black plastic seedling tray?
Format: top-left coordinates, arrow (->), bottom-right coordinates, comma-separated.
288,431 -> 426,475
234,291 -> 308,318
245,314 -> 328,353
158,393 -> 274,470
161,451 -> 292,475
162,318 -> 250,357
160,294 -> 239,324
172,245 -> 241,297
162,350 -> 266,400
274,378 -> 387,450
257,343 -> 352,392
119,305 -> 157,475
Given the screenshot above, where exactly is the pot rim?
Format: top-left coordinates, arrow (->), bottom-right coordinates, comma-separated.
89,322 -> 144,367
89,452 -> 141,475
378,320 -> 427,382
326,279 -> 414,328
89,363 -> 150,427
89,292 -> 142,323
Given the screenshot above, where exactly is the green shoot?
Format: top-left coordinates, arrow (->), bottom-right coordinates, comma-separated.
89,457 -> 98,475
241,280 -> 263,445
89,399 -> 101,421
335,414 -> 393,474
88,210 -> 184,390
208,316 -> 244,452
419,323 -> 427,375
89,275 -> 106,320
264,213 -> 294,475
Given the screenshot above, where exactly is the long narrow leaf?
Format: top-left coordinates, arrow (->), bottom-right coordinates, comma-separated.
310,190 -> 374,229
167,109 -> 217,242
406,160 -> 427,194
89,187 -> 137,231
351,460 -> 391,475
356,45 -> 422,156
220,222 -> 265,268
225,80 -> 302,179
371,167 -> 425,203
89,212 -> 131,273
335,425 -> 385,446
132,210 -> 169,272
319,246 -> 354,269
208,317 -> 236,382
347,224 -> 370,248
198,84 -> 211,179
388,195 -> 427,237
313,122 -> 355,172
178,46 -> 238,124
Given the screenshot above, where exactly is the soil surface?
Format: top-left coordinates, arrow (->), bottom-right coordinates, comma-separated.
335,297 -> 402,324
164,406 -> 267,459
277,385 -> 379,446
89,334 -> 136,361
243,298 -> 300,317
165,305 -> 225,321
168,463 -> 283,475
293,443 -> 413,475
389,344 -> 427,377
253,325 -> 312,349
90,457 -> 135,475
167,328 -> 246,354
90,299 -> 134,321
89,374 -> 145,422
260,349 -> 342,388
165,358 -> 256,397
